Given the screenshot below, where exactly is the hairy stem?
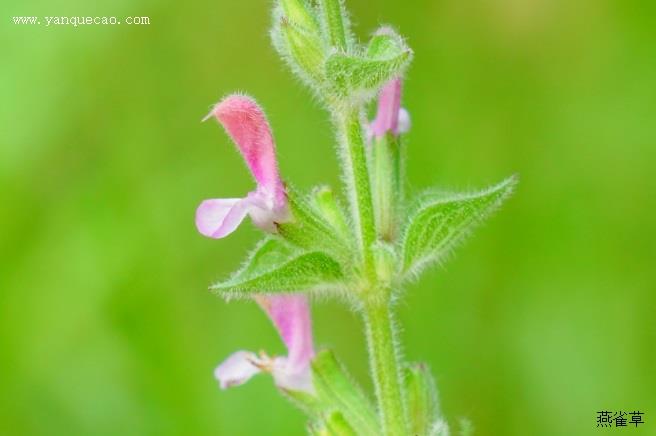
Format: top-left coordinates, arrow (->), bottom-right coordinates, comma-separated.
336,108 -> 376,278
363,296 -> 407,435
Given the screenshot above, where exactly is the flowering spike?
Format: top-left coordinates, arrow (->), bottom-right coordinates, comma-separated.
196,0 -> 518,432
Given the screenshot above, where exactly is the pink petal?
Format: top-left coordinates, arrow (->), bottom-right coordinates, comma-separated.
207,95 -> 286,208
370,78 -> 403,138
195,198 -> 250,239
256,295 -> 314,374
214,350 -> 261,389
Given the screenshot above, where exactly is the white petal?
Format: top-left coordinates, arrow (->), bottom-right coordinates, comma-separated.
214,350 -> 261,389
245,190 -> 285,233
271,357 -> 314,393
397,108 -> 411,134
196,198 -> 250,239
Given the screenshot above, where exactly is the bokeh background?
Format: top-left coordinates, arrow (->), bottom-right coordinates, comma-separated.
2,0 -> 654,435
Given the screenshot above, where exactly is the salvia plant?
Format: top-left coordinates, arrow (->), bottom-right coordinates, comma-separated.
195,1 -> 516,434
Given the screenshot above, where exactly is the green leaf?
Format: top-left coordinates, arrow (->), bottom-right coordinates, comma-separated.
406,363 -> 440,436
402,176 -> 517,276
325,48 -> 412,98
311,350 -> 380,435
211,238 -> 345,298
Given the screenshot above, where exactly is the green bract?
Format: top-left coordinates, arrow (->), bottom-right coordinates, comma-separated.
402,176 -> 518,278
325,49 -> 412,100
211,238 -> 345,298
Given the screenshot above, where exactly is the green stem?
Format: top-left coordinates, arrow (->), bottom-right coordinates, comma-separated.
363,296 -> 407,435
336,108 -> 376,278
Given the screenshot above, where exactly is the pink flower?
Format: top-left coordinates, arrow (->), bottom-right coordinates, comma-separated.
369,78 -> 410,139
214,295 -> 315,392
196,95 -> 289,239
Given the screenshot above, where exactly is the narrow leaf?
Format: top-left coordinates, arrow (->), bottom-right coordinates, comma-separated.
402,176 -> 517,276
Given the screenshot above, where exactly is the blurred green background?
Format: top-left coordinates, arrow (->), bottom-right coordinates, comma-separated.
2,0 -> 654,435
